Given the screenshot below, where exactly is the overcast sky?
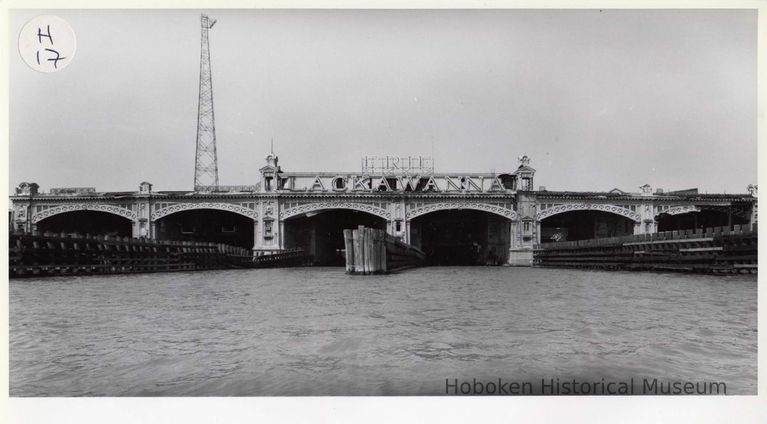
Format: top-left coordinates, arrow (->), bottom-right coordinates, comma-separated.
9,9 -> 756,193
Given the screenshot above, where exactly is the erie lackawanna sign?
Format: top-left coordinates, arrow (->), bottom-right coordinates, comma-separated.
273,173 -> 533,193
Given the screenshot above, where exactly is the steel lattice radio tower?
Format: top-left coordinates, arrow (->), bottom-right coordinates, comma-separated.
194,14 -> 219,191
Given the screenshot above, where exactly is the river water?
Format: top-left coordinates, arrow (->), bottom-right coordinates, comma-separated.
9,267 -> 757,396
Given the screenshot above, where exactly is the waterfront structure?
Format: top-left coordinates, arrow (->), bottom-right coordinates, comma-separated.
9,155 -> 757,266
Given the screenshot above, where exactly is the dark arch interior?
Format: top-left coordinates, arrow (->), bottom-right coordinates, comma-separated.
657,209 -> 749,232
284,209 -> 386,265
540,210 -> 634,242
156,209 -> 254,248
37,210 -> 132,237
409,209 -> 510,266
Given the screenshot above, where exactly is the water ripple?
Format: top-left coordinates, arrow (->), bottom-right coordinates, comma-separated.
9,267 -> 757,396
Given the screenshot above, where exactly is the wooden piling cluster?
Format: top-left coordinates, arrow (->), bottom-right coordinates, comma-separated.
534,224 -> 758,274
343,226 -> 425,274
8,232 -> 281,278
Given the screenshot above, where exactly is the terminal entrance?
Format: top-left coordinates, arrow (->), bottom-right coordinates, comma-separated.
284,209 -> 386,266
36,210 -> 133,237
540,210 -> 634,242
409,210 -> 510,266
155,209 -> 254,248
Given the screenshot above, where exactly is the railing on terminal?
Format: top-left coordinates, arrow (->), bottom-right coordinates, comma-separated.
194,185 -> 260,193
538,223 -> 758,250
48,187 -> 97,195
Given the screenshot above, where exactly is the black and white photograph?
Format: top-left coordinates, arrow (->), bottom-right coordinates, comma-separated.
5,4 -> 762,422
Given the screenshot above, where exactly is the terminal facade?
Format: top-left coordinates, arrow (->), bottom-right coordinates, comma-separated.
10,155 -> 758,266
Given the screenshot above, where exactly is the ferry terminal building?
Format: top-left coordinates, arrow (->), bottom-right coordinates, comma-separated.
10,154 -> 757,266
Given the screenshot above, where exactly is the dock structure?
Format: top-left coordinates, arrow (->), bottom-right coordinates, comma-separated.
534,224 -> 757,274
251,248 -> 311,268
343,226 -> 425,274
8,232 -> 308,278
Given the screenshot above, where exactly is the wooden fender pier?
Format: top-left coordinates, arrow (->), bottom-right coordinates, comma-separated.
534,224 -> 757,274
343,226 -> 426,274
9,232 -> 309,278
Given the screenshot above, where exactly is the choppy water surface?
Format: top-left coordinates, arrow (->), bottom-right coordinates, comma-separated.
10,267 -> 757,396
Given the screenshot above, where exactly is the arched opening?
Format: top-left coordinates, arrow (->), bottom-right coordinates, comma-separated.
284,209 -> 386,266
657,209 -> 749,232
409,209 -> 510,266
540,210 -> 635,242
36,210 -> 133,237
155,209 -> 254,248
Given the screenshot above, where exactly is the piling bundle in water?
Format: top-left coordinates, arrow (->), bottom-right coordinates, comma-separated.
343,226 -> 425,275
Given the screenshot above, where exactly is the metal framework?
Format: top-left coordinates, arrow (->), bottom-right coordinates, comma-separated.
194,14 -> 219,191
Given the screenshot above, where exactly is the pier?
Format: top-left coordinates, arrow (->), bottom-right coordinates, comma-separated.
8,232 -> 307,278
534,224 -> 757,274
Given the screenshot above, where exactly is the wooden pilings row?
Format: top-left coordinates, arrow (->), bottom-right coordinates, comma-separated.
252,248 -> 311,268
343,226 -> 425,275
540,224 -> 757,250
9,232 -> 256,278
534,224 -> 758,274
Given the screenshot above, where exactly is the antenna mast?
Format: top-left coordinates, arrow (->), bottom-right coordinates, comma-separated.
194,14 -> 219,191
